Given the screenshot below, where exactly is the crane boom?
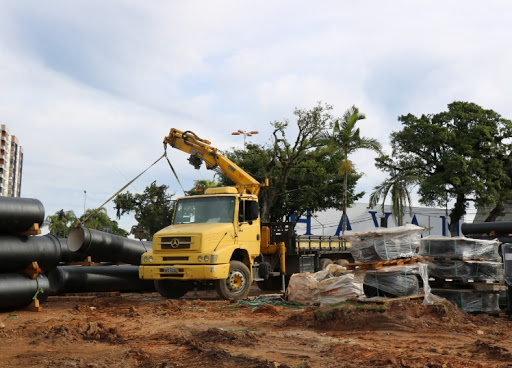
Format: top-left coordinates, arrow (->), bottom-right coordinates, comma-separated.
163,128 -> 266,195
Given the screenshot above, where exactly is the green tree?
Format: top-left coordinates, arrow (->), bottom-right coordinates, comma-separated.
80,207 -> 128,237
185,179 -> 220,196
369,155 -> 419,226
391,101 -> 512,235
113,181 -> 175,239
44,210 -> 78,238
329,105 -> 382,234
219,103 -> 365,223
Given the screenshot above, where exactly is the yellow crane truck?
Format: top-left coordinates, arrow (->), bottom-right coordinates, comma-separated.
139,129 -> 351,300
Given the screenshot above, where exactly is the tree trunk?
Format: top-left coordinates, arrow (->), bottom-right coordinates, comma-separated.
449,194 -> 466,237
484,203 -> 504,222
342,171 -> 348,235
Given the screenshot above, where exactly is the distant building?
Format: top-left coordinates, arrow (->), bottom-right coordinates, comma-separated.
293,203 -> 465,237
0,124 -> 23,197
473,205 -> 512,222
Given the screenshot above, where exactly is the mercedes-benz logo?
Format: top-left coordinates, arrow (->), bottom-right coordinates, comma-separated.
170,238 -> 180,248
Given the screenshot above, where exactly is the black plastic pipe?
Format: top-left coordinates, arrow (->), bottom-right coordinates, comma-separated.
48,265 -> 155,294
0,273 -> 50,311
461,221 -> 512,235
68,226 -> 151,265
0,197 -> 45,234
0,234 -> 62,272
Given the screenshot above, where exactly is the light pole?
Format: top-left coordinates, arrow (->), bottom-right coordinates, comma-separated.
231,129 -> 259,149
83,190 -> 87,214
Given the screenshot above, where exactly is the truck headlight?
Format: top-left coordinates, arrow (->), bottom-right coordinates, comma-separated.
211,255 -> 218,263
144,256 -> 148,263
204,255 -> 209,262
149,256 -> 153,263
198,256 -> 203,262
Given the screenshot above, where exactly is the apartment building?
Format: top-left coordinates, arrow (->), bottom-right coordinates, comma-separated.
0,124 -> 23,197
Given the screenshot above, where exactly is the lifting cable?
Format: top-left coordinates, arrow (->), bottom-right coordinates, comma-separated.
77,145 -> 183,227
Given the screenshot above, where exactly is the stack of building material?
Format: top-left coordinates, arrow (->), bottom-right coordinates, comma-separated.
47,225 -> 154,295
346,224 -> 424,263
0,197 -> 52,310
419,236 -> 504,314
0,197 -> 155,311
346,225 -> 426,300
287,264 -> 364,306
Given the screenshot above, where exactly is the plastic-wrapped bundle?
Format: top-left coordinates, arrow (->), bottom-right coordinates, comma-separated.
419,236 -> 501,261
346,224 -> 423,263
287,264 -> 364,306
428,260 -> 503,282
363,268 -> 420,298
431,289 -> 501,314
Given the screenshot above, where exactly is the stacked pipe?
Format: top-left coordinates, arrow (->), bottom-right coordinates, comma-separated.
0,197 -> 155,311
49,225 -> 154,295
0,197 -> 52,310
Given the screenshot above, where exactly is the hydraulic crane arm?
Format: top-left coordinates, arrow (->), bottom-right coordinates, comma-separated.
164,128 -> 266,195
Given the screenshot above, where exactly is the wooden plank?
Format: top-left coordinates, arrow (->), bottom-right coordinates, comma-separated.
346,257 -> 423,270
20,223 -> 42,236
361,294 -> 425,304
19,261 -> 41,279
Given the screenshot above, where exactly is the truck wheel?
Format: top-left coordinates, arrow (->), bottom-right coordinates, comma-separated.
215,261 -> 251,300
154,280 -> 189,299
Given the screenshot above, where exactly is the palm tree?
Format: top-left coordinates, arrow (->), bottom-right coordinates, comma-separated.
331,106 -> 382,234
369,155 -> 418,226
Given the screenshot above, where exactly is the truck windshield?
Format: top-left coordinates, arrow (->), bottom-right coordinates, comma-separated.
173,196 -> 235,224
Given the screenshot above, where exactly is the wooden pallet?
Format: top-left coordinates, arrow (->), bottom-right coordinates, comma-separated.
24,299 -> 43,312
20,223 -> 42,236
19,262 -> 41,279
360,294 -> 425,304
346,257 -> 423,270
429,278 -> 507,291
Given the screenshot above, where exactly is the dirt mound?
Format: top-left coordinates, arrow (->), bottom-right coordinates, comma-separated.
313,300 -> 478,332
252,304 -> 281,315
196,327 -> 261,346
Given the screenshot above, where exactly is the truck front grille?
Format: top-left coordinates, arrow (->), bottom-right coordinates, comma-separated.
163,257 -> 189,261
160,236 -> 192,250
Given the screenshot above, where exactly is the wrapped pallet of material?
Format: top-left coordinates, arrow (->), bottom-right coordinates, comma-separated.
287,264 -> 364,306
419,236 -> 501,261
431,289 -> 501,314
363,268 -> 419,298
428,260 -> 503,282
346,224 -> 424,263
359,263 -> 443,305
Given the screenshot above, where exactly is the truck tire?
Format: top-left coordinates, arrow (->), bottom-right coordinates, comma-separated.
154,280 -> 189,299
215,261 -> 251,300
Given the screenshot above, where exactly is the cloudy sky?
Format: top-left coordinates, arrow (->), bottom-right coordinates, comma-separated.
1,1 -> 511,232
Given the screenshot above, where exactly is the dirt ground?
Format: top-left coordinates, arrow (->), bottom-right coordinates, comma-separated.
2,286 -> 512,368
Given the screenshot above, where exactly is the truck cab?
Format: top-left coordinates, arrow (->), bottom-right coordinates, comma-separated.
139,186 -> 261,300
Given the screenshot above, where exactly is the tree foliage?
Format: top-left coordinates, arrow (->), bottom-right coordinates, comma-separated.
44,208 -> 128,237
391,101 -> 512,235
80,207 -> 128,237
114,181 -> 175,239
369,155 -> 419,226
328,105 -> 382,233
219,103 -> 367,222
185,179 -> 220,196
44,210 -> 78,238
